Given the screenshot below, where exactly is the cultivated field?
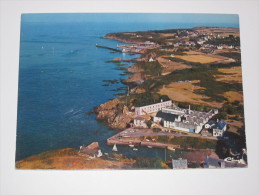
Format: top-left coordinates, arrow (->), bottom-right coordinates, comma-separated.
175,51 -> 230,64
157,56 -> 191,75
193,27 -> 240,37
158,80 -> 222,108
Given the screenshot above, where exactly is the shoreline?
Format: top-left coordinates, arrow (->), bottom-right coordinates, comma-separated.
17,26 -> 246,169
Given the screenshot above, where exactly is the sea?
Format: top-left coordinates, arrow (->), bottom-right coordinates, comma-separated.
16,19 -> 238,161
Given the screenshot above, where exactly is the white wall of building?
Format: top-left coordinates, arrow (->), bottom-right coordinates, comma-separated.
135,100 -> 172,115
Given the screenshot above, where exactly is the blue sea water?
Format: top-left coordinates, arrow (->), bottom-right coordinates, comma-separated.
16,20 -> 238,161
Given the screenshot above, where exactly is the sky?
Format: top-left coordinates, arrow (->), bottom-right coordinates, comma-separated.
21,13 -> 239,27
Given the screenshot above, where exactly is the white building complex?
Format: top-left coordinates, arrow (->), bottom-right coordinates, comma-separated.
134,100 -> 221,134
154,105 -> 218,133
134,100 -> 172,115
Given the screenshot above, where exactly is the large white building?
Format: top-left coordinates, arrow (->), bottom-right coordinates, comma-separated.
135,100 -> 172,115
153,106 -> 218,133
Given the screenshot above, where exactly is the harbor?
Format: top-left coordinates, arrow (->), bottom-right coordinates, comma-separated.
107,128 -> 181,149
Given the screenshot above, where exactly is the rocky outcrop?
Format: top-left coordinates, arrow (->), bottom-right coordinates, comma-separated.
95,99 -> 132,130
130,86 -> 146,94
127,64 -> 143,73
124,72 -> 144,84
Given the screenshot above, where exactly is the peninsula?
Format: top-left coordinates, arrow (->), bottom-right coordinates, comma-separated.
95,26 -> 247,168
16,26 -> 247,169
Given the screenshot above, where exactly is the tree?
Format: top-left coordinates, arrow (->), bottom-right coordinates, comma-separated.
211,112 -> 228,120
215,140 -> 230,159
146,120 -> 152,128
133,157 -> 167,169
237,127 -> 247,149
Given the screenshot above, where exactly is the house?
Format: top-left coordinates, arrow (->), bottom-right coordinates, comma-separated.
217,45 -> 223,50
172,158 -> 188,169
205,120 -> 227,137
149,57 -> 154,62
135,100 -> 172,115
134,116 -> 148,128
204,156 -> 226,168
212,121 -> 227,137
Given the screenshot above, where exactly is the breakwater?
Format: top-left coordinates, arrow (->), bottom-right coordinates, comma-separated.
96,44 -> 122,53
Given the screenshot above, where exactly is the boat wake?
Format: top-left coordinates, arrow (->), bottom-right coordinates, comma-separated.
64,107 -> 87,119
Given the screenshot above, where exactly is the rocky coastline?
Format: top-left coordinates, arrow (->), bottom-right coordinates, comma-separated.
94,35 -> 148,130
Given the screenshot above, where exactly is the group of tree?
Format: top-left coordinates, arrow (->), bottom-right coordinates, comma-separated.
133,157 -> 167,169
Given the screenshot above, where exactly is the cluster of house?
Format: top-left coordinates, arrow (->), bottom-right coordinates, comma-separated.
172,152 -> 247,169
164,29 -> 240,54
133,100 -> 227,137
118,41 -> 159,54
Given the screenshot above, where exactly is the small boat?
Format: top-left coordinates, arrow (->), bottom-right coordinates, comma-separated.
133,148 -> 138,151
112,144 -> 118,152
129,144 -> 134,148
167,146 -> 175,151
224,157 -> 233,162
147,146 -> 152,148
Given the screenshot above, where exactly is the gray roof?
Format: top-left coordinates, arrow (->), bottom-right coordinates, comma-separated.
174,121 -> 196,129
207,120 -> 227,130
156,111 -> 179,122
172,159 -> 188,169
213,121 -> 227,130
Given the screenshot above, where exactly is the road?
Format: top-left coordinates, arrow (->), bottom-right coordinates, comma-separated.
117,128 -> 218,140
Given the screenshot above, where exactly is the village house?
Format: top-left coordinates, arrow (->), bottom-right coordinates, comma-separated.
212,121 -> 227,137
133,116 -> 148,128
148,57 -> 154,62
172,158 -> 188,169
135,100 -> 172,115
204,120 -> 227,137
217,45 -> 223,50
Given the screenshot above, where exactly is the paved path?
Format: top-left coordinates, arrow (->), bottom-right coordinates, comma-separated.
116,128 -> 218,140
107,128 -> 218,148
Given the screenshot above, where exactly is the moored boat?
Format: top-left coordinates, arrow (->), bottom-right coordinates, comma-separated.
112,144 -> 118,152
167,146 -> 175,151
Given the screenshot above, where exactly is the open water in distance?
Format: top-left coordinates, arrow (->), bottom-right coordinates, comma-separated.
16,21 -> 238,161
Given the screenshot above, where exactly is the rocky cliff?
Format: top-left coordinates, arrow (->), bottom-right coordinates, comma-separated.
95,98 -> 132,130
